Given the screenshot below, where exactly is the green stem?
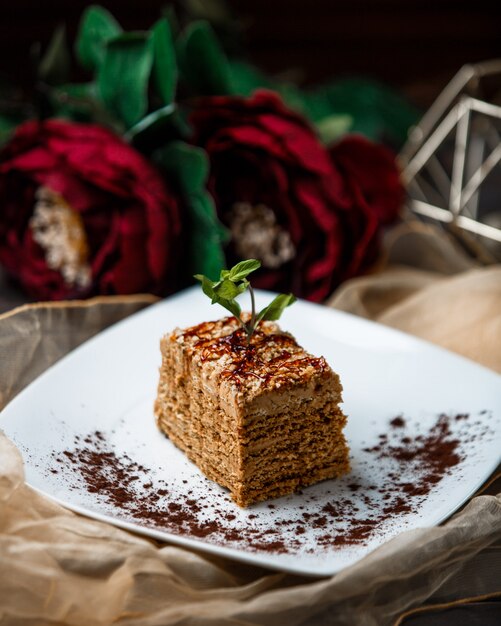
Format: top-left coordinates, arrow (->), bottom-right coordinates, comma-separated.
247,284 -> 256,346
235,315 -> 248,334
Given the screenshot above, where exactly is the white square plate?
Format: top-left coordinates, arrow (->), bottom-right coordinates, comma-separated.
1,287 -> 500,577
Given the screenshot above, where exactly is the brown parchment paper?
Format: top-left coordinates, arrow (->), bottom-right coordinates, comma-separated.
1,224 -> 501,626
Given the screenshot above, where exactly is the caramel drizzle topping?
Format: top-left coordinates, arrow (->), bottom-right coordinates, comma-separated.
180,320 -> 327,387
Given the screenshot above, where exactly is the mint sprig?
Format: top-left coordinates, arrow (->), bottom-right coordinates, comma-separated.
195,259 -> 296,345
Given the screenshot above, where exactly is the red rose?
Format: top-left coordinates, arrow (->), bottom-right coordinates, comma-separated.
0,120 -> 182,300
329,134 -> 404,279
191,91 -> 353,301
191,91 -> 403,301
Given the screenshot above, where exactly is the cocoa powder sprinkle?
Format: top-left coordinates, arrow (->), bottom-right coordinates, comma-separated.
47,411 -> 492,555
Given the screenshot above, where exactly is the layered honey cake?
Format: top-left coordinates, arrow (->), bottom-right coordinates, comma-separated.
155,316 -> 350,507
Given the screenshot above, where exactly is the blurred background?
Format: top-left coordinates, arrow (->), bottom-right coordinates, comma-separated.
1,0 -> 500,312
1,0 -> 500,110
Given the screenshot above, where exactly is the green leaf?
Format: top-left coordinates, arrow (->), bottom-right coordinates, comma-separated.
227,259 -> 261,282
177,20 -> 233,95
194,274 -> 216,300
124,103 -> 175,140
315,114 -> 353,145
194,275 -> 242,319
256,293 -> 296,323
152,18 -> 177,105
228,61 -> 419,147
39,24 -> 70,85
190,194 -> 227,281
47,82 -> 96,116
0,114 -> 18,147
161,5 -> 181,38
214,279 -> 239,300
156,141 -> 227,281
125,104 -> 190,152
47,83 -> 89,119
300,78 -> 420,147
46,82 -> 123,131
98,33 -> 154,128
229,60 -> 273,96
161,140 -> 208,189
55,82 -> 96,100
0,76 -> 28,146
216,296 -> 242,319
214,278 -> 247,300
76,5 -> 122,72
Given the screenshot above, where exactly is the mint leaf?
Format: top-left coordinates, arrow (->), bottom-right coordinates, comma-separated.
194,274 -> 217,301
214,279 -> 247,300
227,259 -> 261,282
194,275 -> 242,319
216,297 -> 242,320
195,261 -> 296,345
256,293 -> 296,323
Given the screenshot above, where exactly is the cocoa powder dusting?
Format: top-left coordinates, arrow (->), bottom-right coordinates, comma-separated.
390,416 -> 406,428
48,411 -> 492,555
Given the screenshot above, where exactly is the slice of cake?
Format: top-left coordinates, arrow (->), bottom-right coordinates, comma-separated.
155,316 -> 350,507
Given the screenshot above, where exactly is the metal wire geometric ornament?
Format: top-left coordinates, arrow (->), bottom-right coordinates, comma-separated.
399,60 -> 501,261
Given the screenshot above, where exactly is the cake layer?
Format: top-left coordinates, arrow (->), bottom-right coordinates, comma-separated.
156,383 -> 346,455
157,410 -> 347,480
155,316 -> 350,507
156,351 -> 346,484
157,411 -> 349,506
236,451 -> 350,507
